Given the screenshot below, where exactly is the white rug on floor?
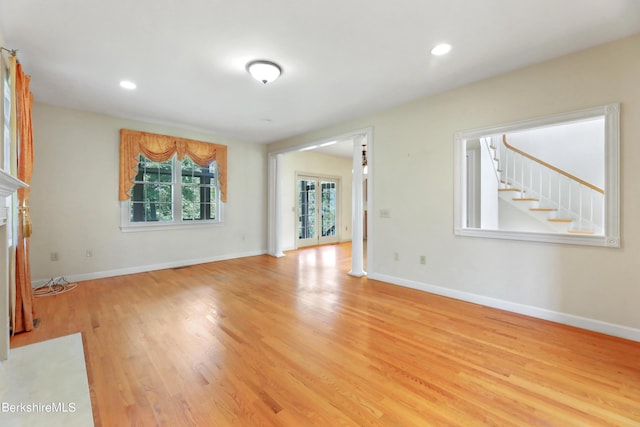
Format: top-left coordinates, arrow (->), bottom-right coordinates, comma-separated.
0,333 -> 94,427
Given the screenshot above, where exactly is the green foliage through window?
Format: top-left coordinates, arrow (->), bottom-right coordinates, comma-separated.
130,154 -> 219,223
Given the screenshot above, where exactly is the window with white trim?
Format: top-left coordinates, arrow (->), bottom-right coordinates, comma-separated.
122,154 -> 221,230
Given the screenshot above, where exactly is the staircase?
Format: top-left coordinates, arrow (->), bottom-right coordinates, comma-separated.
483,135 -> 604,234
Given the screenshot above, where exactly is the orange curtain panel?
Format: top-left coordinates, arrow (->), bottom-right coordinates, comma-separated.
119,129 -> 227,202
11,56 -> 35,334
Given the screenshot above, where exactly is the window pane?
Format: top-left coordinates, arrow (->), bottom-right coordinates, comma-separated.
182,185 -> 200,220
144,201 -> 158,221
146,184 -> 159,202
156,203 -> 173,221
180,156 -> 218,221
128,154 -> 220,225
130,155 -> 174,222
321,181 -> 336,237
158,184 -> 172,203
181,156 -> 195,171
181,158 -> 194,182
159,164 -> 172,182
130,202 -> 144,222
298,180 -> 316,239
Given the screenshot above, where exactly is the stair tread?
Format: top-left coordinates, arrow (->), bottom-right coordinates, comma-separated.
548,218 -> 573,223
512,198 -> 539,201
530,207 -> 557,211
499,188 -> 521,192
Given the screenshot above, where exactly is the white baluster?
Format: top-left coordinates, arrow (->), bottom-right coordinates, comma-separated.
549,174 -> 552,207
521,156 -> 525,198
504,147 -> 509,187
539,164 -> 543,203
568,181 -> 572,219
589,190 -> 594,228
558,175 -> 562,211
529,161 -> 533,195
578,186 -> 583,229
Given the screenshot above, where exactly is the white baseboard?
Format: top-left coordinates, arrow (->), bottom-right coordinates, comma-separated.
32,254 -> 638,342
368,272 -> 640,343
32,250 -> 267,288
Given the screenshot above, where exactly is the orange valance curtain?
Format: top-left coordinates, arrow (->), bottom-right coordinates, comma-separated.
11,56 -> 35,334
119,129 -> 227,202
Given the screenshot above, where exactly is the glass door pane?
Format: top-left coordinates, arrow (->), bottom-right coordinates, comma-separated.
319,180 -> 337,242
298,178 -> 317,246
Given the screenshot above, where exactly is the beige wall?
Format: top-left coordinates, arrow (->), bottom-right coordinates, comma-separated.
30,103 -> 268,281
279,150 -> 353,250
269,34 -> 640,335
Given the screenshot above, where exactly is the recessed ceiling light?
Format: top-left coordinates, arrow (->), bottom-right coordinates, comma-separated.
120,80 -> 137,90
430,43 -> 452,56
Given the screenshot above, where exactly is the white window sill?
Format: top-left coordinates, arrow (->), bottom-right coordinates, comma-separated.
120,220 -> 224,233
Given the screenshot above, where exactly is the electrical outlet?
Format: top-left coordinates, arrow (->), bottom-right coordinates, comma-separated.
50,252 -> 58,262
420,255 -> 426,265
380,209 -> 391,218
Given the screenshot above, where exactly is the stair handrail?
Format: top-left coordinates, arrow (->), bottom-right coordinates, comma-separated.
502,135 -> 604,194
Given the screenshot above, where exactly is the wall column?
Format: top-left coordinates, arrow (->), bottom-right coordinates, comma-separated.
349,135 -> 366,277
268,153 -> 285,257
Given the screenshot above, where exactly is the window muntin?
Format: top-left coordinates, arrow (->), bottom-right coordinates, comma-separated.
127,154 -> 220,227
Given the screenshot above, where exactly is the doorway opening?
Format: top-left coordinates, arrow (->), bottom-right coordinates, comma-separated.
267,127 -> 373,277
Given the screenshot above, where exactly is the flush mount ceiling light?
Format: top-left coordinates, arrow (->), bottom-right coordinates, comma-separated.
246,60 -> 282,84
120,80 -> 137,90
430,43 -> 452,56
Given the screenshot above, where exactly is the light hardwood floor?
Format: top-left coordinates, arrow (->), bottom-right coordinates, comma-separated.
10,243 -> 640,426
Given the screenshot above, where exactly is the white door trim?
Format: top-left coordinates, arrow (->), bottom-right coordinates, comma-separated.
267,127 -> 374,276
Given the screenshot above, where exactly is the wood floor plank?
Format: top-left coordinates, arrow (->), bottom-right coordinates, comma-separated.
10,243 -> 640,426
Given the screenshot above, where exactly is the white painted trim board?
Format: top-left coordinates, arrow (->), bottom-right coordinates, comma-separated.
369,272 -> 640,343
32,250 -> 267,287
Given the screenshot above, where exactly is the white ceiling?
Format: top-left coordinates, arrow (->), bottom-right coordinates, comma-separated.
1,1 -> 638,145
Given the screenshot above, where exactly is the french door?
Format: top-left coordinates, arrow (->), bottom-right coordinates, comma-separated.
297,175 -> 339,247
